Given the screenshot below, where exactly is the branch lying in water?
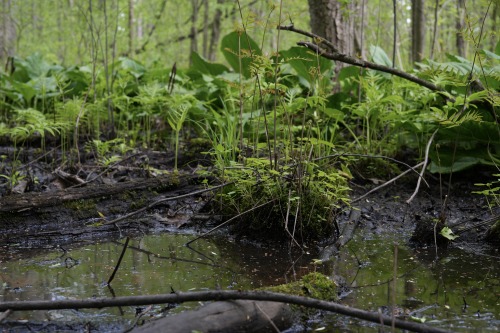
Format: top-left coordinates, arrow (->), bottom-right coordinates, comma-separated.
0,290 -> 453,333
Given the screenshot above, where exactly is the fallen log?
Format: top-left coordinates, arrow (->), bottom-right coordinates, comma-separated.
0,174 -> 187,213
131,300 -> 293,333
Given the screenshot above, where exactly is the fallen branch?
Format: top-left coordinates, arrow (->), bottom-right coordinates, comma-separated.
351,161 -> 426,204
277,24 -> 450,99
406,129 -> 438,204
0,290 -> 453,333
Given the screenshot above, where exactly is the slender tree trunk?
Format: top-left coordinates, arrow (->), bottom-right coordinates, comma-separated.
430,0 -> 439,59
411,0 -> 425,63
208,0 -> 223,61
456,0 -> 466,57
128,0 -> 134,56
202,0 -> 209,58
490,0 -> 498,52
190,0 -> 199,61
392,0 -> 397,67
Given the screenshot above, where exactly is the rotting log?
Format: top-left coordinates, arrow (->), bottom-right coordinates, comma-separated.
0,174 -> 189,213
131,300 -> 293,333
0,175 -> 209,249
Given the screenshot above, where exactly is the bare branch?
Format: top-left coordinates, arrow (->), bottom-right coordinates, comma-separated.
277,25 -> 450,98
0,290 -> 453,333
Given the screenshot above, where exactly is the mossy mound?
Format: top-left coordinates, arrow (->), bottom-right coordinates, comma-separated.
263,272 -> 337,301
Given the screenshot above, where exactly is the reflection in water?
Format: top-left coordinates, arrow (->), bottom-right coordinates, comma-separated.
0,233 -> 314,326
0,232 -> 498,332
315,235 -> 500,332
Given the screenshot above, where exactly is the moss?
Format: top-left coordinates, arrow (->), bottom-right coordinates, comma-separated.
63,199 -> 96,212
262,272 -> 337,301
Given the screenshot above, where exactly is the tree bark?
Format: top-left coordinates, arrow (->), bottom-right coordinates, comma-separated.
128,0 -> 134,56
411,0 -> 426,63
208,0 -> 223,61
190,0 -> 199,63
456,0 -> 466,57
307,0 -> 357,73
0,0 -> 16,62
202,0 -> 209,58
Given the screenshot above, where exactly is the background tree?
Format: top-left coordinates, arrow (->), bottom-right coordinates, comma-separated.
411,0 -> 425,63
307,0 -> 358,73
0,0 -> 16,63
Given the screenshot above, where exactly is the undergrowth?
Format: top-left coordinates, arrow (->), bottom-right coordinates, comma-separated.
0,5 -> 498,243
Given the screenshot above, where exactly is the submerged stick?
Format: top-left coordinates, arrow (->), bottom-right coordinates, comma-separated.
103,182 -> 232,225
107,236 -> 130,285
185,199 -> 275,246
0,290 -> 453,333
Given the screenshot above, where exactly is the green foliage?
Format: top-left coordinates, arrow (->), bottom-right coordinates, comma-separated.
473,174 -> 500,209
0,22 -> 499,244
217,157 -> 350,241
221,31 -> 262,79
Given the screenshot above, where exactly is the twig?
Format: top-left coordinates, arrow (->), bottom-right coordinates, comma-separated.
255,302 -> 280,333
0,290 -> 453,333
406,129 -> 438,204
185,199 -> 275,246
351,161 -> 425,204
68,153 -> 142,189
107,237 -> 130,285
102,182 -> 232,226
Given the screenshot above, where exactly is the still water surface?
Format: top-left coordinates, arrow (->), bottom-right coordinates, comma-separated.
1,232 -> 498,332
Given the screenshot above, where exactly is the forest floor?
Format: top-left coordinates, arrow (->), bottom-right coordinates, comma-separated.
0,144 -> 498,260
1,144 -> 499,332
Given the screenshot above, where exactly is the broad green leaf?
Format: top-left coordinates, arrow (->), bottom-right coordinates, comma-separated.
118,57 -> 146,79
190,52 -> 229,76
280,46 -> 333,88
220,31 -> 261,79
369,45 -> 392,67
428,149 -> 497,173
321,108 -> 345,121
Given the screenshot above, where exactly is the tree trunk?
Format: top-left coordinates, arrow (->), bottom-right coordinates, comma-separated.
128,0 -> 134,55
0,0 -> 16,62
456,0 -> 466,57
307,0 -> 357,78
307,0 -> 356,55
202,0 -> 209,58
411,0 -> 425,63
490,0 -> 498,52
208,0 -> 223,61
190,0 -> 199,62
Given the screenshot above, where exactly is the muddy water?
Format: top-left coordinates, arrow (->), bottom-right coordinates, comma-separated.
312,235 -> 500,332
1,232 -> 499,332
0,233 -> 314,331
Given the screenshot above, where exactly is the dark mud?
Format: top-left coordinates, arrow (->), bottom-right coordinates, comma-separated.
1,145 -> 499,332
1,143 -> 498,260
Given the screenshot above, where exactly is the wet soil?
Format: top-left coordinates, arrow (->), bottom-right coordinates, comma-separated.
0,143 -> 498,259
0,144 -> 499,332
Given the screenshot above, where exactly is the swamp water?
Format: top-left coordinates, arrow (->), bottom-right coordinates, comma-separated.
0,232 -> 499,332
